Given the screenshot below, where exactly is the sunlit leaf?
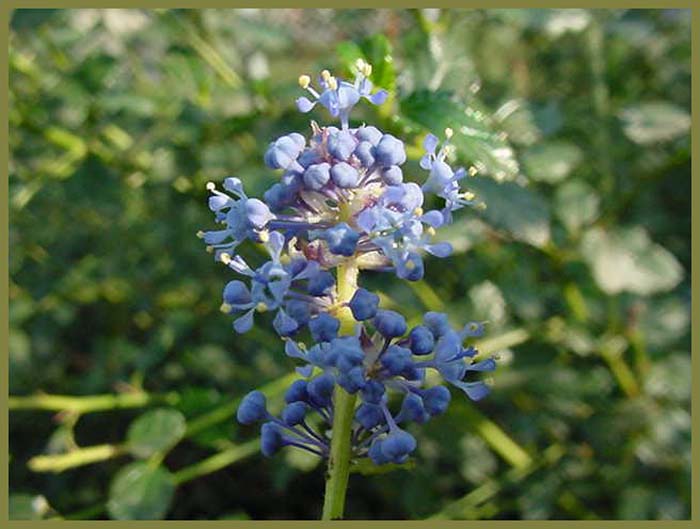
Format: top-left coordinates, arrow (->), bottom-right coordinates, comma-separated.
468,177 -> 550,247
127,408 -> 187,459
620,102 -> 690,145
401,90 -> 519,182
107,462 -> 175,520
581,226 -> 683,295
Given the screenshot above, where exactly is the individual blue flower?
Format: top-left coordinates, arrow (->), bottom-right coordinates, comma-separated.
296,62 -> 388,129
237,391 -> 268,425
281,402 -> 308,426
348,288 -> 380,321
309,314 -> 340,343
320,222 -> 360,256
199,178 -> 275,260
373,310 -> 407,339
409,325 -> 435,355
374,134 -> 407,167
330,162 -> 360,188
260,422 -> 285,456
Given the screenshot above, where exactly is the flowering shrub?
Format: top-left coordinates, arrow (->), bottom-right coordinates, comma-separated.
200,60 -> 496,516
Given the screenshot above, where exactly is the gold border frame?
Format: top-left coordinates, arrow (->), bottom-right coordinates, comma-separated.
2,3 -> 697,526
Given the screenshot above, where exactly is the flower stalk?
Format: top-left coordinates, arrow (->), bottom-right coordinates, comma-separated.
322,261 -> 358,520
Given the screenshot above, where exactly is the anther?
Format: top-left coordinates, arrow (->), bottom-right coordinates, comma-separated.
256,302 -> 269,313
327,76 -> 338,91
220,302 -> 232,313
196,230 -> 205,239
414,207 -> 424,216
298,75 -> 311,89
206,182 -> 216,191
321,69 -> 331,81
445,127 -> 454,139
219,253 -> 232,264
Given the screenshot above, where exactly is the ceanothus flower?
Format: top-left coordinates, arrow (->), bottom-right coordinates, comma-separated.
199,61 -> 499,467
296,59 -> 388,129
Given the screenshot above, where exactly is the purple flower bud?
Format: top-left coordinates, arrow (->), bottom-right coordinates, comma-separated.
348,288 -> 380,321
337,365 -> 366,393
369,438 -> 390,465
356,125 -> 383,145
409,325 -> 435,355
361,380 -> 386,404
307,373 -> 335,407
281,402 -> 307,426
382,165 -> 403,185
330,162 -> 360,188
284,379 -> 309,403
323,222 -> 359,256
374,134 -> 406,167
354,141 -> 375,167
381,429 -> 416,463
399,393 -> 429,424
237,391 -> 267,424
328,130 -> 357,161
422,385 -> 451,416
356,403 -> 384,429
303,163 -> 331,190
423,311 -> 451,338
380,344 -> 413,375
260,422 -> 284,456
307,270 -> 335,296
373,310 -> 408,338
263,183 -> 297,212
309,313 -> 340,343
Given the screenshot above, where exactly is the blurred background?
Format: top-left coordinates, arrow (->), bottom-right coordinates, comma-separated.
8,8 -> 691,520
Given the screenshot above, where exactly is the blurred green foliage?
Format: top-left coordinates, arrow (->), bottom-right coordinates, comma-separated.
9,8 -> 691,520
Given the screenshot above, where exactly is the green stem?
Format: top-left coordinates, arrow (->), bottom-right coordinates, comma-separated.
8,391 -> 178,413
322,261 -> 359,520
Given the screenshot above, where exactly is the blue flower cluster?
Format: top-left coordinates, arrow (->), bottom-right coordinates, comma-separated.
201,61 -> 494,465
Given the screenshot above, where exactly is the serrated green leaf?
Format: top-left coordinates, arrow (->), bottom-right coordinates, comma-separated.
581,226 -> 683,295
127,408 -> 186,459
467,178 -> 550,247
554,180 -> 600,233
401,90 -> 519,181
619,102 -> 690,145
523,141 -> 583,183
107,462 -> 175,520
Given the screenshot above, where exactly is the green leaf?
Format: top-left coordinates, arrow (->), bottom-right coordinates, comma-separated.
467,178 -> 550,247
400,90 -> 519,181
581,227 -> 683,295
360,34 -> 395,93
107,462 -> 175,520
9,494 -> 50,520
350,458 -> 415,476
337,34 -> 395,93
522,141 -> 583,183
619,102 -> 690,145
554,180 -> 600,233
127,408 -> 187,459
